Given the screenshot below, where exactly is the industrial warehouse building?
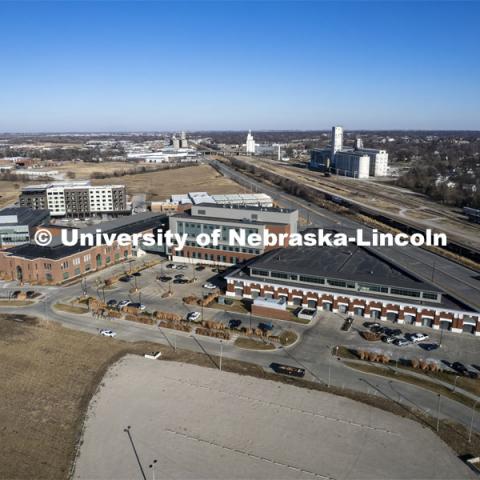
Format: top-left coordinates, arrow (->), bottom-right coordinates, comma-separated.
225,245 -> 479,335
0,212 -> 165,284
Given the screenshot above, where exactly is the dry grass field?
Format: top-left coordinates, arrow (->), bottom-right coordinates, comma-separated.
91,163 -> 247,200
0,179 -> 23,208
0,314 -> 161,480
41,161 -> 148,180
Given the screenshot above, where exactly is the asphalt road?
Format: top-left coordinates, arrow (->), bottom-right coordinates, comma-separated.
3,264 -> 479,435
209,159 -> 480,311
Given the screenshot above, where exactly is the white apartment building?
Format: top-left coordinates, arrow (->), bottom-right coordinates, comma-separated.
20,181 -> 128,218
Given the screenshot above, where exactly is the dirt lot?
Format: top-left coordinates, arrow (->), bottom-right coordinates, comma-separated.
91,163 -> 247,200
0,314 -> 162,480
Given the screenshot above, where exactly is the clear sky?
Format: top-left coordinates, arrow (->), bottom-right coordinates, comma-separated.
1,1 -> 479,132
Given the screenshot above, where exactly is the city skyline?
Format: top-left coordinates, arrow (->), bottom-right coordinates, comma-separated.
1,1 -> 479,132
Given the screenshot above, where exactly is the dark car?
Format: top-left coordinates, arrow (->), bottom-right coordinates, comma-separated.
195,266 -> 206,271
270,362 -> 305,378
166,263 -> 175,269
119,275 -> 132,282
158,276 -> 172,282
107,299 -> 117,307
371,325 -> 385,334
419,343 -> 439,351
341,317 -> 354,331
11,290 -> 21,299
258,321 -> 274,331
229,319 -> 242,329
174,273 -> 185,279
132,272 -> 141,277
452,362 -> 468,375
26,290 -> 36,299
385,328 -> 402,337
173,278 -> 188,284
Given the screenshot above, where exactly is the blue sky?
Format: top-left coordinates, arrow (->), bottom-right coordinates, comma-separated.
1,1 -> 479,132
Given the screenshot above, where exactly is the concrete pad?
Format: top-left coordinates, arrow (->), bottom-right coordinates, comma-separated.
74,356 -> 473,480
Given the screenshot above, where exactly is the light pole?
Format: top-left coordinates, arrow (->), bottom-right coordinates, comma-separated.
468,399 -> 479,443
436,394 -> 442,432
452,375 -> 460,393
219,340 -> 223,372
149,459 -> 157,480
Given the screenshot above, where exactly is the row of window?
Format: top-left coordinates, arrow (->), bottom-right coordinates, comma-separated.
249,268 -> 440,302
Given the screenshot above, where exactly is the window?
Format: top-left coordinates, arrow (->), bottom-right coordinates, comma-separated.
422,292 -> 439,300
251,268 -> 269,276
299,275 -> 324,285
390,288 -> 421,298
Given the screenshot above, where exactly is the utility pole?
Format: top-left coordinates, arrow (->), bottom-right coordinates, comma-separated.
219,340 -> 223,372
468,400 -> 478,443
436,394 -> 442,432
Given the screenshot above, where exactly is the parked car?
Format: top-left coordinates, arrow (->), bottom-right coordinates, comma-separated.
452,362 -> 468,375
173,278 -> 188,284
371,325 -> 386,334
144,351 -> 162,360
166,263 -> 176,269
364,322 -> 381,329
393,338 -> 410,346
100,329 -> 116,337
158,276 -> 172,282
176,265 -> 187,270
229,319 -> 242,329
341,317 -> 354,331
119,275 -> 132,282
187,311 -> 201,322
419,343 -> 439,351
107,299 -> 117,307
195,266 -> 206,271
385,328 -> 402,337
203,282 -> 217,289
381,335 -> 396,344
270,362 -> 305,378
26,291 -> 36,299
117,300 -> 131,309
174,273 -> 185,279
132,272 -> 141,277
258,321 -> 274,331
409,333 -> 429,343
129,302 -> 146,311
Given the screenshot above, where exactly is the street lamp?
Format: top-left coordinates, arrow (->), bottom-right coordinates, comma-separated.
468,399 -> 479,443
219,340 -> 223,372
149,459 -> 157,480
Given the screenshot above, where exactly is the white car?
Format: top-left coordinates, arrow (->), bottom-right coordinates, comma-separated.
203,282 -> 217,290
144,351 -> 162,360
117,300 -> 131,309
187,311 -> 201,322
100,329 -> 117,337
410,333 -> 429,343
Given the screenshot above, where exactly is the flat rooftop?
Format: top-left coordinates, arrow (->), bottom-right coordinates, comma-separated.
195,202 -> 293,213
3,212 -> 166,260
0,207 -> 49,226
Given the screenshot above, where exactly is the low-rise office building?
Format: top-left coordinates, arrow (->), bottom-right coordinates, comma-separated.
19,181 -> 128,218
225,245 -> 479,335
168,203 -> 298,266
0,207 -> 50,248
0,212 -> 165,284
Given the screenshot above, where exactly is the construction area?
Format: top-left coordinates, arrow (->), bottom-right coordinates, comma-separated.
73,357 -> 474,480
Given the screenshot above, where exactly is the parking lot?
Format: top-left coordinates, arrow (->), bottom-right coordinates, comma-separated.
74,357 -> 475,480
